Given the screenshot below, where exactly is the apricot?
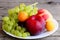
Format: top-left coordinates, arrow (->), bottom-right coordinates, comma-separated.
46,20 -> 55,31
18,11 -> 28,22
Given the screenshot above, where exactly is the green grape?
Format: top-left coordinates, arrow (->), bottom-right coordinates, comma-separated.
11,24 -> 16,30
8,21 -> 14,26
3,26 -> 8,31
10,19 -> 15,24
11,29 -> 15,34
21,27 -> 26,32
3,24 -> 12,32
25,32 -> 30,36
22,33 -> 28,37
8,8 -> 18,22
19,3 -> 26,11
20,27 -> 26,33
29,7 -> 38,16
33,7 -> 38,13
13,14 -> 18,22
6,21 -> 11,25
9,13 -> 15,19
24,2 -> 38,13
2,24 -> 6,30
2,21 -> 7,25
24,5 -> 33,13
14,6 -> 20,13
8,7 -> 19,14
3,20 -> 12,26
8,9 -> 15,15
29,11 -> 34,16
20,30 -> 24,33
8,12 -> 18,22
15,23 -> 18,27
9,15 -> 13,19
3,20 -> 10,25
2,18 -> 14,32
14,30 -> 22,37
20,3 -> 26,7
5,25 -> 12,32
16,26 -> 21,31
8,26 -> 12,32
2,16 -> 10,22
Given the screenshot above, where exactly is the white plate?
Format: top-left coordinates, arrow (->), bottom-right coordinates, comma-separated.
3,19 -> 59,39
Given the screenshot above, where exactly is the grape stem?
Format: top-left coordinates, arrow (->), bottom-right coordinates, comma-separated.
29,2 -> 38,6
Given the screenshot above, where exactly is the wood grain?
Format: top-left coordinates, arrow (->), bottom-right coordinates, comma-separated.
38,37 -> 60,40
0,0 -> 60,3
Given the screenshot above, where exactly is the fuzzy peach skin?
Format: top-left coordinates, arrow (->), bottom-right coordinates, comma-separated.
42,9 -> 53,21
37,9 -> 53,22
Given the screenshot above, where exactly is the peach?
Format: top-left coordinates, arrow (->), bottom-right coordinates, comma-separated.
37,9 -> 53,22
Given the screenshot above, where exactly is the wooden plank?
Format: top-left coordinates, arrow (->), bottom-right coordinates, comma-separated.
0,36 -> 60,40
0,0 -> 36,3
45,0 -> 60,2
0,1 -> 60,8
0,9 -> 8,16
8,0 -> 36,3
0,3 -> 31,9
0,0 -> 60,3
0,3 -> 8,8
0,37 -> 60,40
0,16 -> 2,20
38,37 -> 60,40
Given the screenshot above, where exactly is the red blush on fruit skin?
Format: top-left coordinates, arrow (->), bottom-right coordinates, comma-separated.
38,9 -> 45,14
42,14 -> 49,21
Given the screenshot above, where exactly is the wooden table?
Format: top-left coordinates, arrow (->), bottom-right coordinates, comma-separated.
0,0 -> 60,40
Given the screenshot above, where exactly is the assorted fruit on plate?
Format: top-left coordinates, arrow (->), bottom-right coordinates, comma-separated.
2,2 -> 58,39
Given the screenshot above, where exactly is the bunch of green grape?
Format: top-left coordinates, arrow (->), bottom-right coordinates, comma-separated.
23,3 -> 38,16
8,3 -> 38,22
2,3 -> 38,37
2,17 -> 30,37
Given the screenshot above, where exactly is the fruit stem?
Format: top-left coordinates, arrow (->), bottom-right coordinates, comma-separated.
30,2 -> 38,6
